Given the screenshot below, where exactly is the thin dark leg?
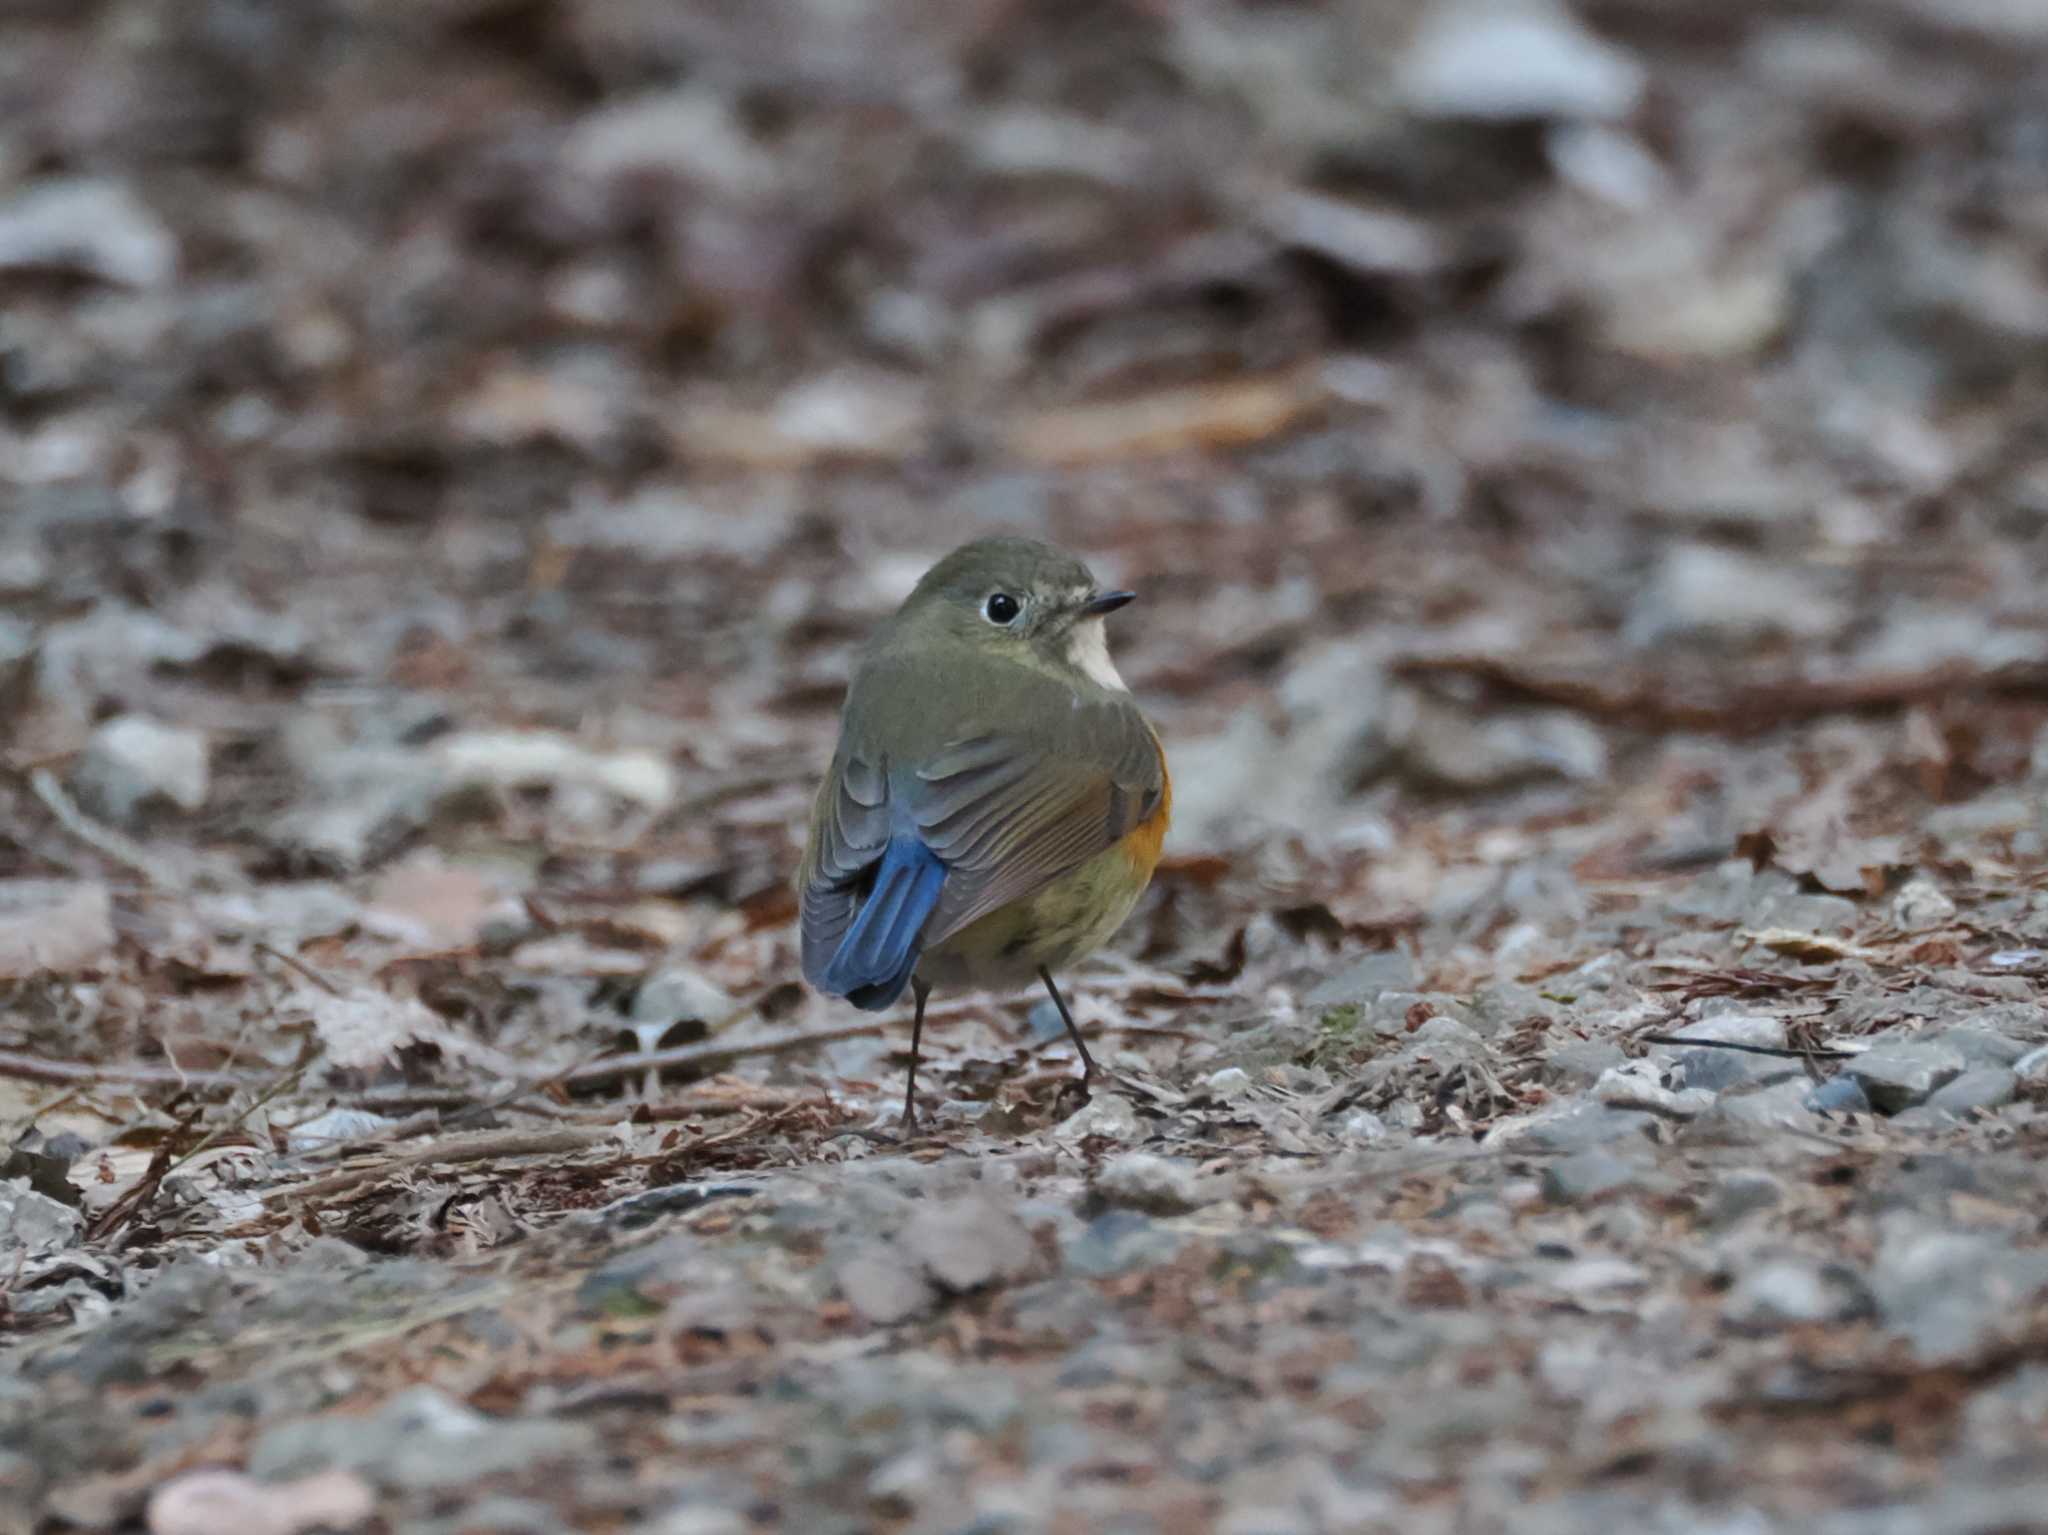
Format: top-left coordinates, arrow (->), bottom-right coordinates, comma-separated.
900,977 -> 931,1129
1038,968 -> 1097,1081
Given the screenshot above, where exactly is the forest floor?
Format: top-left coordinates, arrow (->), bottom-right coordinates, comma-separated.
8,2 -> 2048,1532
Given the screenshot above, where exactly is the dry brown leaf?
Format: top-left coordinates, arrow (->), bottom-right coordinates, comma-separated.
366,856 -> 498,950
1737,928 -> 1885,964
996,369 -> 1328,466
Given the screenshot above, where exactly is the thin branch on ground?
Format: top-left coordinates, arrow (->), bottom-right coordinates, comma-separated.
1393,653 -> 2048,735
24,766 -> 185,890
559,1021 -> 892,1088
254,942 -> 347,997
264,1126 -> 615,1207
0,1050 -> 256,1090
1636,1033 -> 1861,1060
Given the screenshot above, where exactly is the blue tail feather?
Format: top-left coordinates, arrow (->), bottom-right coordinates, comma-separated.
821,835 -> 945,1011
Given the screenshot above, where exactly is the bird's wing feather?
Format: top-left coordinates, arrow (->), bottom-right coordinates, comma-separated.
912,695 -> 1163,944
800,647 -> 1163,993
797,744 -> 894,991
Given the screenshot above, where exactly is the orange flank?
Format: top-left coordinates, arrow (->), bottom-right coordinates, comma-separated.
1119,740 -> 1172,880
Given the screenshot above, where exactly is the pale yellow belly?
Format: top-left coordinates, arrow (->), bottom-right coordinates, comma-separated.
917,840 -> 1153,995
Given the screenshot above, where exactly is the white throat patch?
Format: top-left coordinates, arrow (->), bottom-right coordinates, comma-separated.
1066,615 -> 1128,692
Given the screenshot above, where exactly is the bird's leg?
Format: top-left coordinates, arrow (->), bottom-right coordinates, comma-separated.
900,977 -> 932,1131
1037,968 -> 1098,1082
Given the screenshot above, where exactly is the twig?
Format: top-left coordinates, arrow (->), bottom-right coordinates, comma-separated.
434,1044 -> 617,1133
1394,653 -> 2048,736
818,1125 -> 903,1146
1637,1033 -> 1858,1060
560,1022 -> 891,1088
26,767 -> 183,889
1082,1021 -> 1207,1044
284,1108 -> 447,1161
0,1049 -> 255,1090
0,1021 -> 893,1108
617,1085 -> 821,1123
327,1087 -> 577,1118
254,942 -> 346,997
264,1126 -> 613,1207
85,1050 -> 319,1243
282,1047 -> 617,1156
81,1116 -> 200,1245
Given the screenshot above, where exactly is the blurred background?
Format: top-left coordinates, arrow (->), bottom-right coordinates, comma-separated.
18,5 -> 2048,1530
6,0 -> 2048,1064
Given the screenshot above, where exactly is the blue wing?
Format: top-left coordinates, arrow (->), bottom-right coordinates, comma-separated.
814,833 -> 945,1010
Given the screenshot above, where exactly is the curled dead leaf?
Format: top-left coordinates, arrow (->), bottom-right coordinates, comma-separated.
1737,928 -> 1884,964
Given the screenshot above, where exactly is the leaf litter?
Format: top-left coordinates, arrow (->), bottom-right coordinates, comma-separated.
7,2 -> 2048,1532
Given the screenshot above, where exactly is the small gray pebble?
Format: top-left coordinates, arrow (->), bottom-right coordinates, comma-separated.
1515,1102 -> 1651,1152
1937,1029 -> 2032,1068
1543,1039 -> 1628,1089
1845,1042 -> 1966,1113
2015,1044 -> 2048,1086
1091,1152 -> 1206,1216
1675,1047 -> 1798,1094
1541,1148 -> 1636,1205
1703,1170 -> 1783,1226
1805,1075 -> 1872,1115
1726,1258 -> 1870,1329
1926,1067 -> 2018,1115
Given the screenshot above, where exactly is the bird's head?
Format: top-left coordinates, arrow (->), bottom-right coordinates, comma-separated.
896,537 -> 1136,691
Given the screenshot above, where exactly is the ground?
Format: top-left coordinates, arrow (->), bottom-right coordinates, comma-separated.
7,2 -> 2048,1532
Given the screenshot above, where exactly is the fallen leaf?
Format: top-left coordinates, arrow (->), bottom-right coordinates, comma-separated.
148,1467 -> 374,1535
366,855 -> 498,949
1737,929 -> 1885,964
996,369 -> 1328,466
0,880 -> 115,979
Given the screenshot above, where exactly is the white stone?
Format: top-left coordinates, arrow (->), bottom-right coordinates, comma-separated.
75,714 -> 210,821
1595,1061 -> 1714,1119
1892,877 -> 1958,931
1726,1258 -> 1861,1328
1625,543 -> 1845,647
0,178 -> 176,286
1398,0 -> 1645,122
1204,1066 -> 1253,1099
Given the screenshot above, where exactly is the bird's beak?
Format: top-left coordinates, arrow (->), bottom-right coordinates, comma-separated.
1081,589 -> 1136,617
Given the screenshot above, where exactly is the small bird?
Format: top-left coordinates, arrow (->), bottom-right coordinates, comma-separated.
798,537 -> 1171,1128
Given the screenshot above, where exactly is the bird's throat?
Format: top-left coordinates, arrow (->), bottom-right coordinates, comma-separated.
1063,616 -> 1128,692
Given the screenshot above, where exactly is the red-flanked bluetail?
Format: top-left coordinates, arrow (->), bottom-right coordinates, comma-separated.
798,538 -> 1170,1128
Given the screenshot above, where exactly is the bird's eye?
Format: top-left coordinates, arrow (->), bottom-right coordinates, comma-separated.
983,592 -> 1021,625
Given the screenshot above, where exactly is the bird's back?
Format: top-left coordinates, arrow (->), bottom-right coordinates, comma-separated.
799,632 -> 1165,1005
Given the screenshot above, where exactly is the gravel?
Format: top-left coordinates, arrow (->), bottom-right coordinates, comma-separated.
1845,1042 -> 1969,1113
1090,1152 -> 1209,1215
1724,1258 -> 1871,1330
1925,1067 -> 2019,1115
1540,1148 -> 1637,1205
6,3 -> 2048,1532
